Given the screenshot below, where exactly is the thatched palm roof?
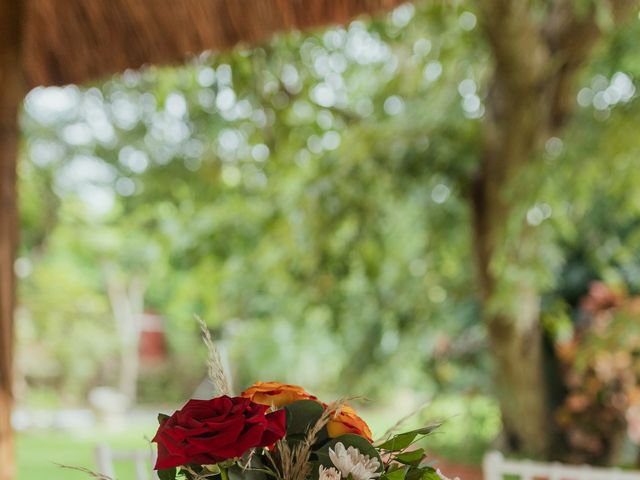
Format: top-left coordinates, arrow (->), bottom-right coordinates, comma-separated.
23,0 -> 406,88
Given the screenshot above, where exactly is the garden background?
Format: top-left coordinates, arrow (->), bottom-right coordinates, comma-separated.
10,1 -> 640,478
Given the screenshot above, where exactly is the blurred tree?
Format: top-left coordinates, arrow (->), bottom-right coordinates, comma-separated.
469,0 -> 636,455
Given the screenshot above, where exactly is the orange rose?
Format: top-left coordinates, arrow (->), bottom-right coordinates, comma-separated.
241,381 -> 317,408
327,404 -> 373,442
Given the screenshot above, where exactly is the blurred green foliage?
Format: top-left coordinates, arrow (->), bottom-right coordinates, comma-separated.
15,1 -> 640,411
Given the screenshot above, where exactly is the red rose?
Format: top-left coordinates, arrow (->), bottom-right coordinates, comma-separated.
153,395 -> 286,470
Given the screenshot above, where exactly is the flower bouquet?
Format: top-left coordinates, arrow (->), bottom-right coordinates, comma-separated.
153,382 -> 455,480
151,323 -> 458,480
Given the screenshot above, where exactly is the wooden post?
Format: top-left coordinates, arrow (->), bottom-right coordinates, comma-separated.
0,1 -> 23,479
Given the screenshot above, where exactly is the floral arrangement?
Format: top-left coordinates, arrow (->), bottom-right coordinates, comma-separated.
553,282 -> 640,464
151,322 -> 458,480
152,382 -> 455,480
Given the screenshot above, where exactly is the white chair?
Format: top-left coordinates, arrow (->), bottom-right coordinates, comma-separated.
95,444 -> 159,480
483,451 -> 640,480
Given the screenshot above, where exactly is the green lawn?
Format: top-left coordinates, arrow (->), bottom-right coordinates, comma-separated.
17,425 -> 156,480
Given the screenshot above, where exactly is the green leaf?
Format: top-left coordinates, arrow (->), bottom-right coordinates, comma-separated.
178,468 -> 195,480
158,413 -> 170,425
405,466 -> 439,480
377,432 -> 417,451
284,400 -> 326,438
381,468 -> 407,480
394,448 -> 425,466
419,471 -> 441,480
308,461 -> 322,480
316,434 -> 383,473
158,467 -> 177,480
376,425 -> 439,451
203,465 -> 222,475
229,459 -> 269,480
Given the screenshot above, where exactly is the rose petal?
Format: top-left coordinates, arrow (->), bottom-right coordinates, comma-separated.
152,395 -> 287,469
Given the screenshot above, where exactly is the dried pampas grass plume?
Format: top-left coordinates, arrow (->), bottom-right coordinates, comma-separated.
56,464 -> 112,480
276,398 -> 351,480
196,315 -> 232,396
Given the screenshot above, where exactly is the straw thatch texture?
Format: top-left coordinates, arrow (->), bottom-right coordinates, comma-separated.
23,0 -> 407,88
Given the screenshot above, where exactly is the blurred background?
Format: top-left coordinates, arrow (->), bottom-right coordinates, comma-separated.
12,2 -> 640,478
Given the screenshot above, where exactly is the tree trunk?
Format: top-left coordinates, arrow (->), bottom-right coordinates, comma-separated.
484,291 -> 549,454
0,1 -> 23,478
105,269 -> 145,404
471,144 -> 551,456
472,0 -> 636,458
469,11 -> 555,448
117,277 -> 144,403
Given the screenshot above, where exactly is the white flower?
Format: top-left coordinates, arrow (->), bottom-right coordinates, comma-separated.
328,442 -> 381,480
319,466 -> 342,480
435,468 -> 460,480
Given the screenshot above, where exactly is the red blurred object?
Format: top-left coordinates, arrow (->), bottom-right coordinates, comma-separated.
580,281 -> 624,315
138,311 -> 167,365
